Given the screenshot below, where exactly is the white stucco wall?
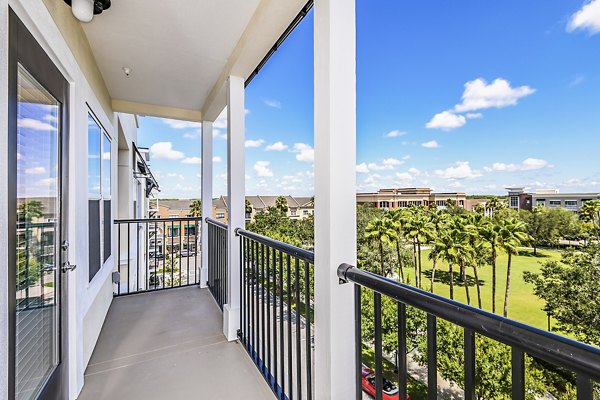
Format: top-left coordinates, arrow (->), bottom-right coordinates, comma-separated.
2,2 -> 138,398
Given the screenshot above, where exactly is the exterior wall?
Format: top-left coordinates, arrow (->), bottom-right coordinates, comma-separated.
2,2 -> 123,398
356,188 -> 466,210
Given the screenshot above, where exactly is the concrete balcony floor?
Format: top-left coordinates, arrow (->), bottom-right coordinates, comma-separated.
79,286 -> 274,400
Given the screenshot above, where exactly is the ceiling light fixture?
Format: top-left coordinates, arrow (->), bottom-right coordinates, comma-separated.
122,67 -> 132,77
64,0 -> 111,23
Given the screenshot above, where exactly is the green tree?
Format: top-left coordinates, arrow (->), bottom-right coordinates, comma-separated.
404,207 -> 434,288
189,200 -> 201,217
365,217 -> 397,277
498,218 -> 530,317
480,220 -> 502,313
275,196 -> 289,213
523,245 -> 600,346
580,199 -> 600,240
17,200 -> 44,221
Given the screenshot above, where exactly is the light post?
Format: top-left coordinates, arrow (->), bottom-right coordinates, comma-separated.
543,304 -> 554,331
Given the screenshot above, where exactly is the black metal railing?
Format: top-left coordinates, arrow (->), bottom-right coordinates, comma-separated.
114,217 -> 200,296
338,263 -> 600,400
236,228 -> 314,400
206,218 -> 228,309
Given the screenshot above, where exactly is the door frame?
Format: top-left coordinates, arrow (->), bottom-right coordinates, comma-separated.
7,8 -> 70,400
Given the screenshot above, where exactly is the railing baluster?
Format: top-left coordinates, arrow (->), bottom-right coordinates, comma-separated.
304,260 -> 312,400
127,222 -> 131,294
355,285 -> 362,400
511,348 -> 525,400
464,328 -> 476,400
267,246 -> 272,381
295,257 -> 302,400
145,221 -> 149,291
117,223 -> 121,295
397,302 -> 407,400
576,374 -> 593,400
279,250 -> 285,399
273,247 -> 279,393
287,253 -> 293,400
261,242 -> 266,375
136,221 -> 140,291
427,314 -> 437,400
253,239 -> 258,363
374,292 -> 383,400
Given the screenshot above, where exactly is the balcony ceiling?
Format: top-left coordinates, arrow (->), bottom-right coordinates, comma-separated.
82,0 -> 306,121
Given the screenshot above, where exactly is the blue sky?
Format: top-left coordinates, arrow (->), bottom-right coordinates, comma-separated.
138,0 -> 600,199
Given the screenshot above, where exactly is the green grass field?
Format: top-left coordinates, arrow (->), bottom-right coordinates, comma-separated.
398,247 -> 562,331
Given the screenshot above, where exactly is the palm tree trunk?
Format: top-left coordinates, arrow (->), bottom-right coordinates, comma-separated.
492,246 -> 497,314
461,258 -> 471,305
430,256 -> 437,293
379,241 -> 385,277
503,253 -> 512,317
473,263 -> 482,309
417,240 -> 422,288
412,239 -> 418,286
396,241 -> 404,283
449,263 -> 454,300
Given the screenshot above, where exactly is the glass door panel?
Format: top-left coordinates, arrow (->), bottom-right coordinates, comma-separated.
15,64 -> 61,400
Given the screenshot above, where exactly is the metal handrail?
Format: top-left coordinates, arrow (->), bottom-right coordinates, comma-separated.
338,263 -> 600,380
115,217 -> 201,224
205,217 -> 228,230
235,227 -> 314,263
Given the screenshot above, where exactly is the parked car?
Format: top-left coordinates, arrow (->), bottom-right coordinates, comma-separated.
149,252 -> 164,260
361,367 -> 408,400
178,249 -> 196,257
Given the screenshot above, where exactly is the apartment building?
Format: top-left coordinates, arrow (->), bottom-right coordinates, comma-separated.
356,188 -> 467,210
507,187 -> 600,212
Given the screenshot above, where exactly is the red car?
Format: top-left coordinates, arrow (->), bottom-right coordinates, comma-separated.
361,367 -> 410,400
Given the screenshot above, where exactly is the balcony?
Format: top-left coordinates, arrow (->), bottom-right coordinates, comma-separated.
78,286 -> 274,400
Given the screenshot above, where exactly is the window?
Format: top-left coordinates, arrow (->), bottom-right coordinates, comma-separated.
303,210 -> 309,216
184,225 -> 197,236
436,200 -> 445,206
168,226 -> 181,237
565,200 -> 577,208
459,200 -> 465,206
379,201 -> 390,208
398,201 -> 408,208
549,200 -> 561,207
216,212 -> 225,219
510,196 -> 519,209
88,112 -> 111,282
409,200 -> 422,206
169,214 -> 179,218
290,209 -> 297,216
536,199 -> 546,206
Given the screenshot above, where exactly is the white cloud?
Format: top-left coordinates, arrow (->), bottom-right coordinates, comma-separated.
245,139 -> 264,148
453,78 -> 536,113
18,118 -> 55,131
356,163 -> 369,173
183,131 -> 200,139
213,156 -> 222,163
150,142 -> 185,160
426,111 -> 466,131
264,99 -> 282,108
488,158 -> 550,172
43,115 -> 58,123
265,141 -> 288,151
385,130 -> 407,138
382,158 -> 403,167
162,119 -> 201,129
465,113 -> 483,119
102,152 -> 111,160
36,177 -> 56,187
395,172 -> 414,181
408,167 -> 421,175
434,161 -> 482,179
421,140 -> 440,148
254,161 -> 273,177
567,0 -> 600,35
293,143 -> 314,163
182,157 -> 202,165
25,166 -> 46,175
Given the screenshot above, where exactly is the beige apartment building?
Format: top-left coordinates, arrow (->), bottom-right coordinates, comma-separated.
356,188 -> 467,210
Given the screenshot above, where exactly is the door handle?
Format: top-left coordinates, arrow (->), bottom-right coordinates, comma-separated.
62,261 -> 77,273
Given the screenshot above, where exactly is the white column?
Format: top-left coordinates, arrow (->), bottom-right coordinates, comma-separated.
200,121 -> 213,288
224,76 -> 245,341
314,0 -> 357,399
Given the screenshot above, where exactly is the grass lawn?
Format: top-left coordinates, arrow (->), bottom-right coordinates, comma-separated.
398,247 -> 562,331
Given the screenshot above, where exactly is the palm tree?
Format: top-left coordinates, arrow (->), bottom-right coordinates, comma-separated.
388,208 -> 408,283
480,220 -> 501,313
405,207 -> 434,288
427,210 -> 447,292
434,229 -> 457,299
498,218 -> 530,317
365,217 -> 397,277
466,213 -> 488,309
189,200 -> 201,217
448,217 -> 474,306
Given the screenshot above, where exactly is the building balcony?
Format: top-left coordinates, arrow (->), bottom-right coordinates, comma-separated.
78,286 -> 274,400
